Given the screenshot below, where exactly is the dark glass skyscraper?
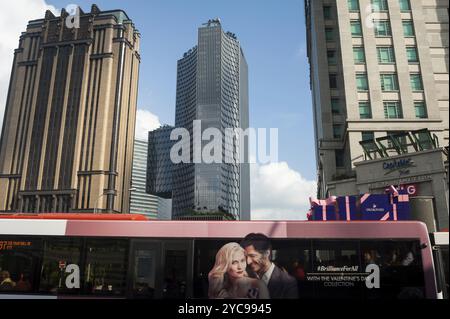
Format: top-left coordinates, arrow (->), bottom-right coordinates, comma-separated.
147,125 -> 174,199
148,19 -> 250,220
173,19 -> 250,220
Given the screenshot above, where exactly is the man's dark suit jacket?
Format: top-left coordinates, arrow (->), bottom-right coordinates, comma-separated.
267,265 -> 299,299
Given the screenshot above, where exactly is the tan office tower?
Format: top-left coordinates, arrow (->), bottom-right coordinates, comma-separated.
0,5 -> 140,213
305,0 -> 449,197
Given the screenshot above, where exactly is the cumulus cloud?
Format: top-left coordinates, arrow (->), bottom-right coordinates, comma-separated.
251,161 -> 316,220
135,109 -> 162,140
0,1 -> 59,132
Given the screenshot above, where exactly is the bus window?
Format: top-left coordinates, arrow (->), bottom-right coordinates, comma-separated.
269,240 -> 311,298
311,240 -> 363,299
84,239 -> 128,296
163,249 -> 187,298
39,237 -> 82,295
132,248 -> 157,298
360,240 -> 425,299
129,240 -> 162,299
0,237 -> 41,294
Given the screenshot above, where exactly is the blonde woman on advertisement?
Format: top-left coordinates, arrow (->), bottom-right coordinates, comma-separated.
208,242 -> 270,299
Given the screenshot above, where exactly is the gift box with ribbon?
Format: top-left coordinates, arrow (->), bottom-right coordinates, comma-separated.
309,197 -> 338,221
306,186 -> 411,221
336,196 -> 360,221
360,193 -> 393,221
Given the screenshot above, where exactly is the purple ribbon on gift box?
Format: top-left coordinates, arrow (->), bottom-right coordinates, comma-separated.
337,196 -> 359,221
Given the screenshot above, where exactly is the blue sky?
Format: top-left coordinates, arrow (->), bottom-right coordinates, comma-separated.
0,0 -> 317,218
47,0 -> 316,181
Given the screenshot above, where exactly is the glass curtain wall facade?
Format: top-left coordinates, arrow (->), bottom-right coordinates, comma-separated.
172,21 -> 250,220
130,139 -> 158,219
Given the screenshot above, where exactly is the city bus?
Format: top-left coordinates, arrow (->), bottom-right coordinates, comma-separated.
0,214 -> 442,299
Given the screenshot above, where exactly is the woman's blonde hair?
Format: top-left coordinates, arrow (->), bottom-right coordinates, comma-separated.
208,242 -> 247,298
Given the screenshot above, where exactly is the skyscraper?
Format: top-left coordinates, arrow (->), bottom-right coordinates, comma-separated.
305,0 -> 449,198
0,5 -> 140,213
147,19 -> 250,220
130,139 -> 158,219
147,125 -> 175,199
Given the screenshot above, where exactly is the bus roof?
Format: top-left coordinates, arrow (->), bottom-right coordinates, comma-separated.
0,219 -> 430,242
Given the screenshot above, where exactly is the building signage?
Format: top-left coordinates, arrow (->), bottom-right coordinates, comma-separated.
405,184 -> 418,196
368,175 -> 432,190
383,158 -> 415,176
384,184 -> 419,196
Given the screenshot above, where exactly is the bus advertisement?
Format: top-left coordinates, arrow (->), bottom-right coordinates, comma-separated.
0,214 -> 446,300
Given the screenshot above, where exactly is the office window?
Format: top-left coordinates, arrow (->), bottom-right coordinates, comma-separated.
325,28 -> 334,41
324,6 -> 332,20
377,47 -> 395,63
410,74 -> 423,91
403,21 -> 415,36
359,102 -> 372,119
381,74 -> 399,91
331,99 -> 341,114
329,74 -> 338,89
374,20 -> 392,36
362,131 -> 375,141
399,0 -> 411,11
335,150 -> 345,168
353,47 -> 366,64
348,0 -> 360,11
406,47 -> 419,63
328,50 -> 337,65
372,0 -> 389,11
414,102 -> 427,119
384,102 -> 403,119
333,125 -> 343,139
351,20 -> 363,36
356,74 -> 368,91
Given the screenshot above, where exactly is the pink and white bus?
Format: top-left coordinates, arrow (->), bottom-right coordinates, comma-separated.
0,214 -> 441,299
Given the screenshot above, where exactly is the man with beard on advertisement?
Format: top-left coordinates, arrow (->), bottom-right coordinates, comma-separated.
208,242 -> 270,299
241,233 -> 299,299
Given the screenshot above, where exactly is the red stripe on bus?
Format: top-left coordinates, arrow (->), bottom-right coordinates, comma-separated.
0,213 -> 148,221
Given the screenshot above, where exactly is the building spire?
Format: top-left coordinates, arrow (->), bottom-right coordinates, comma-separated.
44,10 -> 55,20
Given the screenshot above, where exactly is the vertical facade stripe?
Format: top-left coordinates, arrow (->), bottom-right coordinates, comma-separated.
42,46 -> 71,190
25,47 -> 56,189
60,45 -> 86,189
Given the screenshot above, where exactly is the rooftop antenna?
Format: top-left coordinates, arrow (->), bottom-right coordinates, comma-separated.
203,18 -> 221,27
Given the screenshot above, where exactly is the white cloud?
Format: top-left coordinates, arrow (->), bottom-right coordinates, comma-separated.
251,161 -> 316,220
135,109 -> 162,140
0,1 -> 59,132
